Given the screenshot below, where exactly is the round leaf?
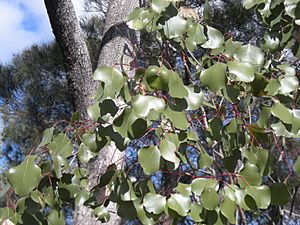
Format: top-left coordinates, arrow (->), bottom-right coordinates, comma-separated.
270,183 -> 291,205
6,156 -> 41,196
234,44 -> 264,65
200,63 -> 227,92
164,15 -> 188,39
294,155 -> 300,174
201,187 -> 219,210
132,95 -> 166,118
143,193 -> 166,214
138,146 -> 161,175
238,164 -> 262,187
227,61 -> 255,82
201,26 -> 224,49
167,193 -> 191,216
220,197 -> 236,224
245,185 -> 271,209
93,66 -> 125,98
48,133 -> 73,157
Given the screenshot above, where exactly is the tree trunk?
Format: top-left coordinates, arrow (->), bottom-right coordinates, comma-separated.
45,0 -> 140,224
73,0 -> 140,224
44,0 -> 96,117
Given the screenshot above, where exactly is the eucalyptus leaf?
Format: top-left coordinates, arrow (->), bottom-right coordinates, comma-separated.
93,66 -> 125,98
201,26 -> 224,49
138,146 -> 161,175
132,95 -> 165,119
48,133 -> 73,157
227,61 -> 255,82
294,155 -> 300,174
200,63 -> 227,92
164,15 -> 188,39
234,44 -> 265,65
167,193 -> 191,216
38,127 -> 54,147
143,193 -> 166,214
220,197 -> 236,224
6,156 -> 41,196
245,185 -> 271,209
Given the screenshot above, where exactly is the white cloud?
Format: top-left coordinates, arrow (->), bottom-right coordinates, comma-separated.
0,0 -> 85,63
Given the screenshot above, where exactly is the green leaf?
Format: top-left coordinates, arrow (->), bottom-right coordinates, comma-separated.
145,66 -> 169,91
243,0 -> 266,9
201,26 -> 224,49
184,87 -> 204,110
198,151 -> 214,168
188,203 -> 203,223
113,108 -> 138,137
44,187 -> 55,208
168,71 -> 189,98
201,187 -> 219,210
271,101 -> 293,124
151,0 -> 170,13
220,197 -> 236,224
186,24 -> 207,51
294,155 -> 300,174
244,147 -> 269,175
48,210 -> 65,225
117,201 -> 137,219
200,63 -> 227,92
262,33 -> 280,53
75,190 -> 89,206
77,143 -> 96,163
48,133 -> 73,157
191,178 -> 207,195
270,183 -> 291,205
160,139 -> 180,169
265,79 -> 280,95
223,38 -> 243,58
119,180 -> 138,201
163,107 -> 189,130
82,132 -> 98,152
143,193 -> 166,214
279,75 -> 299,95
174,183 -> 192,196
135,201 -> 159,225
6,156 -> 41,196
138,146 -> 161,175
132,95 -> 165,119
238,164 -> 262,187
0,208 -> 18,225
167,193 -> 191,216
93,66 -> 125,98
234,44 -> 265,65
227,61 -> 255,82
38,127 -> 54,147
87,102 -> 100,122
164,15 -> 188,39
245,185 -> 271,209
223,185 -> 236,202
235,188 -> 250,210
134,200 -> 160,225
93,205 -> 110,223
191,178 -> 217,195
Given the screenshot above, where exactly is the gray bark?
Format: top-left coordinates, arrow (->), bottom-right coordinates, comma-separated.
73,0 -> 140,224
44,0 -> 96,117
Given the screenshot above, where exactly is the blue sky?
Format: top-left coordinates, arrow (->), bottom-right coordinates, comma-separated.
0,0 -> 85,63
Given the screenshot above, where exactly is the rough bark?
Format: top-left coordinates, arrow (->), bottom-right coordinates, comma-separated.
73,0 -> 140,224
44,0 -> 96,117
